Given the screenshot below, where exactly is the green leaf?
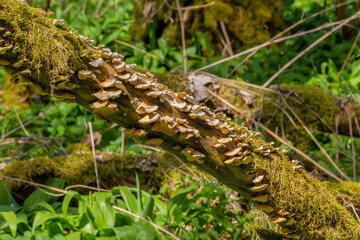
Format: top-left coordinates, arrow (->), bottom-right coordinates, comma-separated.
0,211 -> 17,237
135,172 -> 143,213
65,232 -> 82,240
0,180 -> 18,207
62,190 -> 81,218
91,192 -> 115,230
113,226 -> 137,240
32,211 -> 55,233
118,187 -> 139,215
141,196 -> 154,219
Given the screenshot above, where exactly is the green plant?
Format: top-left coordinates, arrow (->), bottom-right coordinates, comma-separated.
0,174 -> 250,239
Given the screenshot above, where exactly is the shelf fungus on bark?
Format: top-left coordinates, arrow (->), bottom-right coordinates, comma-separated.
182,147 -> 205,164
135,83 -> 151,90
138,113 -> 160,125
151,117 -> 177,136
91,101 -> 119,116
225,147 -> 242,157
93,89 -> 122,101
78,70 -> 93,80
128,75 -> 138,84
146,91 -> 165,98
0,45 -> 13,54
136,103 -> 158,114
255,204 -> 273,213
145,138 -> 163,146
272,216 -> 287,223
250,183 -> 269,192
114,62 -> 126,73
252,175 -> 265,183
127,129 -> 147,138
251,195 -> 268,203
118,73 -> 131,81
55,80 -> 77,90
89,58 -> 103,68
12,58 -> 27,68
52,91 -> 75,100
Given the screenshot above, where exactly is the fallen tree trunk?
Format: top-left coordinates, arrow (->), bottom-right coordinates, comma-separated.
1,1 -> 360,239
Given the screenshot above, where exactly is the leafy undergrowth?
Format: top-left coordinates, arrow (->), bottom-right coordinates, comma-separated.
0,177 -> 255,240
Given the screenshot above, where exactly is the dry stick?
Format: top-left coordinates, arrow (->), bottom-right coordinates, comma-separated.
166,1 -> 215,11
220,21 -> 233,56
112,205 -> 181,240
2,103 -> 63,139
0,136 -> 66,146
194,20 -> 346,73
345,107 -> 356,181
281,97 -> 351,181
215,80 -> 298,128
206,88 -> 343,181
14,110 -> 30,137
350,204 -> 360,223
175,0 -> 187,75
334,29 -> 360,90
262,11 -> 360,88
115,40 -> 171,68
0,175 -> 67,194
88,122 -> 100,191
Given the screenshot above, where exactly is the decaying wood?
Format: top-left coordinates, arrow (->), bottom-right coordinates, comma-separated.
1,1 -> 360,239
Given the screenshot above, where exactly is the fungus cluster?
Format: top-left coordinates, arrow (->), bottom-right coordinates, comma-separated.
0,5 -> 302,238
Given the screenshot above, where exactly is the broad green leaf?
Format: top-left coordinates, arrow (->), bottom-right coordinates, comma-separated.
113,226 -> 137,240
91,192 -> 115,230
32,211 -> 55,233
65,232 -> 82,240
62,190 -> 81,217
118,187 -> 139,215
0,211 -> 17,237
0,181 -> 18,207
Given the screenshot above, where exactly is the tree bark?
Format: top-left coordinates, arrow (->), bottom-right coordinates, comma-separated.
1,1 -> 360,239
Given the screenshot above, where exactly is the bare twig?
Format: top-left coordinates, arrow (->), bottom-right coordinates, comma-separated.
166,1 -> 215,11
88,122 -> 100,191
14,110 -> 30,137
113,205 -> 181,240
175,0 -> 187,74
206,88 -> 343,181
227,0 -> 356,77
350,204 -> 360,223
281,97 -> 351,181
194,20 -> 347,73
345,107 -> 356,181
262,11 -> 360,87
220,21 -> 233,56
0,136 -> 65,146
334,29 -> 360,90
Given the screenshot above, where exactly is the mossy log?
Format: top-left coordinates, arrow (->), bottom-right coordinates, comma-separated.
0,144 -> 166,193
1,1 -> 360,239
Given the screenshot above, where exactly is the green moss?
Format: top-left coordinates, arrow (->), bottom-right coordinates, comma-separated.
262,84 -> 340,151
0,0 -> 87,82
2,75 -> 31,107
246,153 -> 360,239
0,145 -> 167,193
